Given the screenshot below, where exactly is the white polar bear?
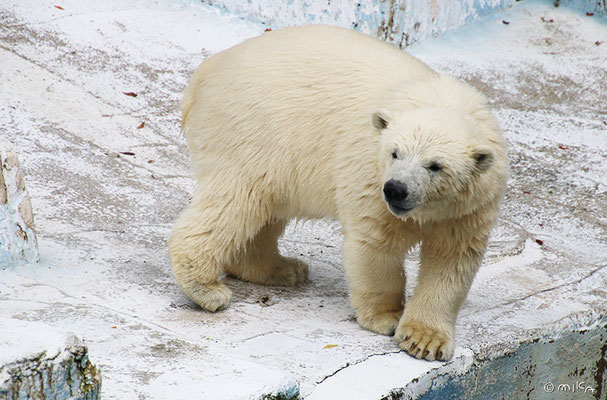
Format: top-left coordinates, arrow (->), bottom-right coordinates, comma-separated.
169,25 -> 508,361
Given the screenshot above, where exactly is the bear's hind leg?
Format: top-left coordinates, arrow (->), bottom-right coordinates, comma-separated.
225,220 -> 309,286
169,186 -> 269,312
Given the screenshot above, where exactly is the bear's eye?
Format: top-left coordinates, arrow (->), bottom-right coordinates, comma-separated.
427,162 -> 442,172
391,151 -> 398,159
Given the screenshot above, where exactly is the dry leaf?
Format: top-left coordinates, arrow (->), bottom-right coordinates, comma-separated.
323,344 -> 338,349
123,91 -> 138,97
55,5 -> 64,10
137,121 -> 145,129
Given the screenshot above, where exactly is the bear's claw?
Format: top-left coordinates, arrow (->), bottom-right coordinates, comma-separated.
395,320 -> 454,361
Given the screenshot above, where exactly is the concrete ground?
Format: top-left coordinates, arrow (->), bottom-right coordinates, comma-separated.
1,0 -> 606,398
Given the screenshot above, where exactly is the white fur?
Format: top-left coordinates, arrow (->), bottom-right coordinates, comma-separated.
169,25 -> 508,361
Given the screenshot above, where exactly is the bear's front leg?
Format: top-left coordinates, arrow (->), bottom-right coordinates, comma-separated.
342,232 -> 409,336
395,220 -> 490,361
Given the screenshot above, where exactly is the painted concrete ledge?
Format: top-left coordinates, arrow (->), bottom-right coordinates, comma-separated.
385,318 -> 607,399
302,319 -> 607,399
200,0 -> 518,47
0,319 -> 101,399
199,0 -> 606,47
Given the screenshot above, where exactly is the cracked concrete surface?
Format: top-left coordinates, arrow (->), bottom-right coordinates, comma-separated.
1,0 -> 606,398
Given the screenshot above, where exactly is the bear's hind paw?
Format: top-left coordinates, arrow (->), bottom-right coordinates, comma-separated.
182,281 -> 232,312
263,256 -> 309,286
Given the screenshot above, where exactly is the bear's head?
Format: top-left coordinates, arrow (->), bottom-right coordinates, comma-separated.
372,77 -> 508,222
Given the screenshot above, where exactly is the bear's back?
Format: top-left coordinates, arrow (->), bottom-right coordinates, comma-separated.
182,25 -> 437,147
188,25 -> 435,98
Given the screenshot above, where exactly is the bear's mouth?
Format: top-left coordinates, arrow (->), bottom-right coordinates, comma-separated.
387,202 -> 413,215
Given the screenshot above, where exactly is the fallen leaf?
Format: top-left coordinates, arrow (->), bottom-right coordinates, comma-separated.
559,145 -> 568,150
112,326 -> 117,329
55,5 -> 64,10
323,344 -> 338,349
587,12 -> 594,16
264,28 -> 272,32
137,121 -> 145,129
540,17 -> 554,23
535,239 -> 544,245
523,190 -> 531,194
502,20 -> 510,25
123,91 -> 138,97
120,151 -> 135,156
596,41 -> 603,46
147,160 -> 154,163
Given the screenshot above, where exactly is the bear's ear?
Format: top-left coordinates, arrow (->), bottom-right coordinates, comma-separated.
472,148 -> 494,173
372,109 -> 391,133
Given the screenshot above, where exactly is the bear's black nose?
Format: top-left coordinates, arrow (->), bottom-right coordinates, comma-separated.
383,179 -> 409,202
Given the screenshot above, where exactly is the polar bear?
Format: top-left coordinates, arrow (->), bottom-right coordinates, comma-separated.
169,25 -> 508,361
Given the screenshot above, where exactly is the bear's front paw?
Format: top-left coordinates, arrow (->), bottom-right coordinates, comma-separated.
357,310 -> 403,336
395,320 -> 454,361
